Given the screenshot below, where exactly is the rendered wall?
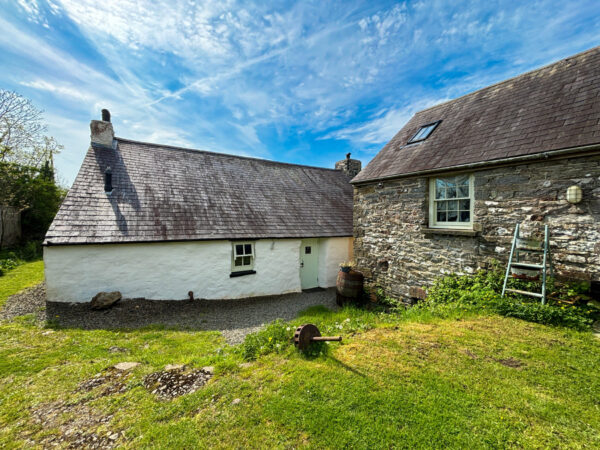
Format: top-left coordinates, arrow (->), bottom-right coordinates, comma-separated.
354,154 -> 600,301
45,239 -> 303,302
318,237 -> 353,288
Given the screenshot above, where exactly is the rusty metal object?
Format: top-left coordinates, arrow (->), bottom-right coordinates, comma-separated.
293,324 -> 342,351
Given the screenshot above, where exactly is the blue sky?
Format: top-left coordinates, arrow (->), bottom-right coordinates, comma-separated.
1,0 -> 599,186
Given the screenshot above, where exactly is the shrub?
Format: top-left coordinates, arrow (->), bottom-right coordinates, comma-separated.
425,269 -> 595,331
242,320 -> 292,360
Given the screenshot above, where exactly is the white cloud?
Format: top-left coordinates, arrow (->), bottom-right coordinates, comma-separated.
323,97 -> 449,145
20,80 -> 94,102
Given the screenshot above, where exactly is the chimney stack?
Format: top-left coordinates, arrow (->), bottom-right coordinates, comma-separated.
90,109 -> 114,148
335,152 -> 361,178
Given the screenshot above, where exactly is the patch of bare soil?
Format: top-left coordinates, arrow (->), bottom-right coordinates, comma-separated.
30,401 -> 121,449
144,366 -> 213,400
494,357 -> 524,368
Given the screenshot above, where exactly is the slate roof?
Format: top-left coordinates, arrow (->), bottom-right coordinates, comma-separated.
45,139 -> 353,245
352,46 -> 600,183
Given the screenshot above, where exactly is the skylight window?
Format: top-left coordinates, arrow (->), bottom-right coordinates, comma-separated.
407,120 -> 441,144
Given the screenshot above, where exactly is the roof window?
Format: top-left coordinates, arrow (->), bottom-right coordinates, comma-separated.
407,120 -> 441,144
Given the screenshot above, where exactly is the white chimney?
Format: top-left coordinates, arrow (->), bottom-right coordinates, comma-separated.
90,109 -> 114,148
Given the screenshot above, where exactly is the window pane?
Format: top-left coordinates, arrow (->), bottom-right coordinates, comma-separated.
305,246 -> 311,254
437,211 -> 447,222
235,244 -> 243,255
459,200 -> 470,210
455,175 -> 469,186
243,256 -> 251,265
446,185 -> 456,198
436,201 -> 445,211
447,210 -> 458,222
435,179 -> 446,199
234,257 -> 243,267
244,244 -> 252,255
458,185 -> 469,197
460,211 -> 470,222
447,200 -> 458,211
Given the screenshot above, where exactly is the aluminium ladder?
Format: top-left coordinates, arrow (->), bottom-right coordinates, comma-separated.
501,223 -> 553,304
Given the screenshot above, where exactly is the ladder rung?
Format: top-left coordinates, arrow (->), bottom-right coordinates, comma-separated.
516,246 -> 544,252
505,288 -> 543,298
511,262 -> 544,270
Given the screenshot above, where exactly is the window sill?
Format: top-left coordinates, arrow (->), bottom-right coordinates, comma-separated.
422,228 -> 479,237
230,270 -> 256,278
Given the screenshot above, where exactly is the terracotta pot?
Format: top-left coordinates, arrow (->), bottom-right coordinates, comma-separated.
336,270 -> 364,305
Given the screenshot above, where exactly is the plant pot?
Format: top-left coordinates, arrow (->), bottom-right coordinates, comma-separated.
340,266 -> 351,273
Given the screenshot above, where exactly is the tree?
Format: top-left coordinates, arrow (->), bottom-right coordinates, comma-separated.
0,90 -> 62,167
0,91 -> 66,248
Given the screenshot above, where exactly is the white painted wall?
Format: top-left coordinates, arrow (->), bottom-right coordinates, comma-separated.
318,237 -> 353,288
45,239 -> 303,302
44,236 -> 353,302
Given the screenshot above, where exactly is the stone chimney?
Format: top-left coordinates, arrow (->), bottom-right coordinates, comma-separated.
335,153 -> 361,178
90,109 -> 114,148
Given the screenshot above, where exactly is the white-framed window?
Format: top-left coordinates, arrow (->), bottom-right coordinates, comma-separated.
429,174 -> 474,229
232,242 -> 255,272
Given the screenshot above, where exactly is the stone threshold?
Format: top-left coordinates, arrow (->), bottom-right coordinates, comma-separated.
421,228 -> 479,237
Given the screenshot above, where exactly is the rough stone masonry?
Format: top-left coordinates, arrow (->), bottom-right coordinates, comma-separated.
353,154 -> 600,301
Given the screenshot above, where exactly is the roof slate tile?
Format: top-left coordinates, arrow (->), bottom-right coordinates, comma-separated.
352,47 -> 600,183
45,140 -> 353,245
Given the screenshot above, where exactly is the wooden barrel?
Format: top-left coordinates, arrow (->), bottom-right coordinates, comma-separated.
336,270 -> 364,305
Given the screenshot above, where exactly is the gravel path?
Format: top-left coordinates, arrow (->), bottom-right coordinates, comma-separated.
0,283 -> 47,322
2,284 -> 338,344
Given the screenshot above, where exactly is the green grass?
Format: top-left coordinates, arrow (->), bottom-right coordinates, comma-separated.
0,259 -> 44,307
1,264 -> 599,448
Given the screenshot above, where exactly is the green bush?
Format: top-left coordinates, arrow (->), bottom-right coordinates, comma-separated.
242,320 -> 292,360
425,269 -> 595,331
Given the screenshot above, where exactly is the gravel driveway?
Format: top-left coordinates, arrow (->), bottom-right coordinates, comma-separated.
2,283 -> 338,344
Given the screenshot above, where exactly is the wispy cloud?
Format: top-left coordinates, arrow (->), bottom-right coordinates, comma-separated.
3,0 -> 599,185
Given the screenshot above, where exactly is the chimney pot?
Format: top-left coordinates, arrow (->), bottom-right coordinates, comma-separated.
101,109 -> 111,122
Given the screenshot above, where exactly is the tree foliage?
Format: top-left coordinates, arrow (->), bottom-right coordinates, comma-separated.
0,90 -> 62,167
0,91 -> 66,247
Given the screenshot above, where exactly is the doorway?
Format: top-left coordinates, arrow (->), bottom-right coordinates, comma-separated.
300,239 -> 319,290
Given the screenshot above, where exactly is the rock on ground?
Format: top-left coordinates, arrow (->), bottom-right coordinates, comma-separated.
91,291 -> 122,310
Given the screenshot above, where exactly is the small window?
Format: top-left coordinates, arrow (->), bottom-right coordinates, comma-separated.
232,242 -> 254,271
429,174 -> 474,229
408,120 -> 441,144
305,246 -> 311,254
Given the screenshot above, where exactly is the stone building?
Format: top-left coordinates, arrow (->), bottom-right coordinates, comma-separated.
351,47 -> 600,301
44,111 -> 360,302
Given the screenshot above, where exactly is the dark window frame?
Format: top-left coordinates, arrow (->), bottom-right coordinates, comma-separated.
407,120 -> 442,144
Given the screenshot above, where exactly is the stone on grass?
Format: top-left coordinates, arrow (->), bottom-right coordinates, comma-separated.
113,362 -> 140,371
201,366 -> 214,374
232,398 -> 241,405
164,364 -> 186,372
91,291 -> 122,310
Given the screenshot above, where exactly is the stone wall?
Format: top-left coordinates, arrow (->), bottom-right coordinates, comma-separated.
353,154 -> 600,301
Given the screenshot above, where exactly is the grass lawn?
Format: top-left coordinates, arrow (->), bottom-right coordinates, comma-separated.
0,261 -> 599,448
0,260 -> 44,308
